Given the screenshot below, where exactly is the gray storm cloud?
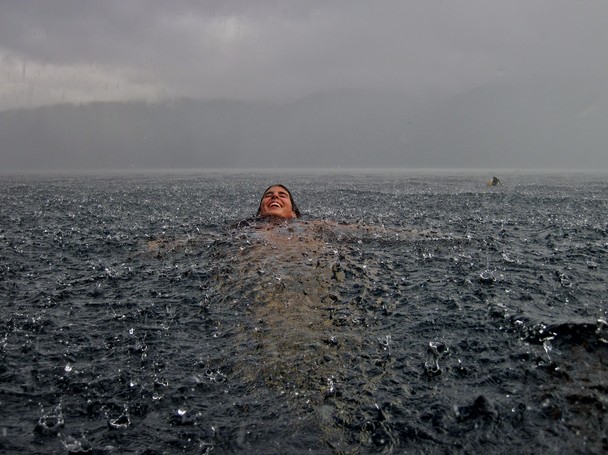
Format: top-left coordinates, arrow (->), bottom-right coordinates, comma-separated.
2,0 -> 607,106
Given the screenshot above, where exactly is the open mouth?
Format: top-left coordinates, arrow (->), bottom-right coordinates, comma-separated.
269,202 -> 281,208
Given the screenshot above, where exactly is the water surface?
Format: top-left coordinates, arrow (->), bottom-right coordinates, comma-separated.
0,172 -> 606,453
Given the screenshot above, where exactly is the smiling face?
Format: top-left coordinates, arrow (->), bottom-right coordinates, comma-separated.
258,185 -> 296,219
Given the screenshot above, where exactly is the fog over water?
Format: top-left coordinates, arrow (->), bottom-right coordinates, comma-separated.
1,1 -> 607,171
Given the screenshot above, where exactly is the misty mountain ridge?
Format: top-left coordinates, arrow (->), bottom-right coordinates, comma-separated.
1,82 -> 606,171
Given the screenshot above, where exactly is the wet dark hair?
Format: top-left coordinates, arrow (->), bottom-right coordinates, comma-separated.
256,184 -> 301,218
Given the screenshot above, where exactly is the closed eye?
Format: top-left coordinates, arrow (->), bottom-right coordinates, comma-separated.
264,191 -> 289,198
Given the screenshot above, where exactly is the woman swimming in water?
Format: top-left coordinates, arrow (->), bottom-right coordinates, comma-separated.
256,184 -> 301,219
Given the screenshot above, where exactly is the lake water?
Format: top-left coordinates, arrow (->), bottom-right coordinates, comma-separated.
0,171 -> 606,454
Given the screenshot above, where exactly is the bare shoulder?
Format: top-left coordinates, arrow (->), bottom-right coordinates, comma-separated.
143,233 -> 216,257
300,219 -> 454,241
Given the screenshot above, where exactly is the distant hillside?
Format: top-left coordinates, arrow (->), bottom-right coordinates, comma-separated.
1,83 -> 606,171
405,81 -> 608,169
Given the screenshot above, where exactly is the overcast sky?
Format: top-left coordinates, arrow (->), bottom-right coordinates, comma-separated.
1,0 -> 607,111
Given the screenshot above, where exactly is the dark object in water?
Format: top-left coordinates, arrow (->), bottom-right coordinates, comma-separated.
487,176 -> 501,186
486,176 -> 501,186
